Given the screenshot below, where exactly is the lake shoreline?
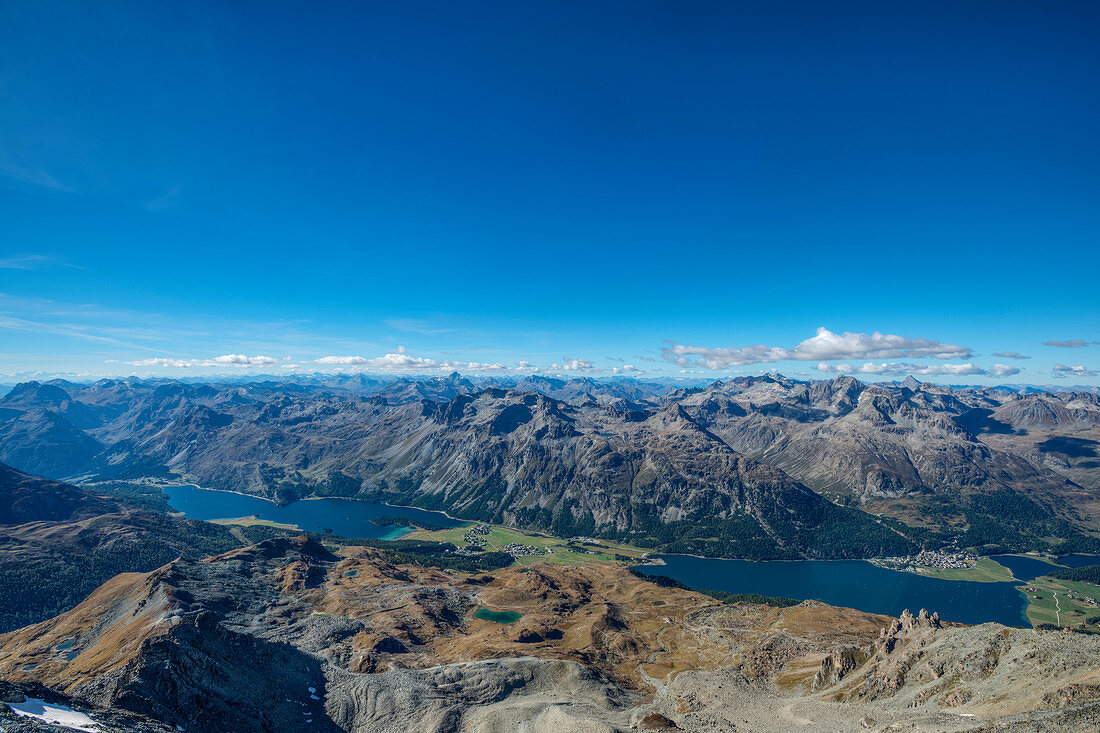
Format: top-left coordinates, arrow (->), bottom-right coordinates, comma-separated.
634,553 -> 1049,627
152,482 -> 1093,576
160,484 -> 462,542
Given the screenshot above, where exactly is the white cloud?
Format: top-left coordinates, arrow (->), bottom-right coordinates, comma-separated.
816,361 -> 1012,377
314,355 -> 370,365
1044,340 -> 1091,348
312,350 -> 508,373
992,352 -> 1030,360
515,360 -> 542,372
354,352 -> 440,370
127,354 -> 280,369
1053,364 -> 1098,378
458,362 -> 510,372
663,327 -> 973,370
212,354 -> 279,366
557,357 -> 596,372
989,364 -> 1022,377
127,358 -> 199,369
612,364 -> 643,375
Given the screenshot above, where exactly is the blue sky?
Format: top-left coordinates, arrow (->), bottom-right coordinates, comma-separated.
1,1 -> 1098,384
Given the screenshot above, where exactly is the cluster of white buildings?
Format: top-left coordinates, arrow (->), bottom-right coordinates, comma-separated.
463,524 -> 491,546
877,549 -> 978,572
502,543 -> 552,558
905,549 -> 978,570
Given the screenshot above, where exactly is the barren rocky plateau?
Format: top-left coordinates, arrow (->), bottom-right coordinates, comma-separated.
1,535 -> 1099,732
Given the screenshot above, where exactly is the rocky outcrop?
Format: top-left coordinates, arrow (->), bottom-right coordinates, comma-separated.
814,607 -> 1100,722
325,657 -> 635,733
811,645 -> 868,691
4,543 -> 1100,732
0,678 -> 175,731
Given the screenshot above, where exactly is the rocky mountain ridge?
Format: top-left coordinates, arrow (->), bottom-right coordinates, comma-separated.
2,536 -> 1098,732
1,375 -> 1097,559
0,463 -> 273,633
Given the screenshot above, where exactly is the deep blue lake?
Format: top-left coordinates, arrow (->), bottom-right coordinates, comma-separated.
1054,553 -> 1100,569
163,484 -> 1098,628
164,485 -> 462,540
634,553 -> 1074,627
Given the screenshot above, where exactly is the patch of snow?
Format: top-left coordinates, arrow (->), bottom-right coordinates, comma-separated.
7,698 -> 100,732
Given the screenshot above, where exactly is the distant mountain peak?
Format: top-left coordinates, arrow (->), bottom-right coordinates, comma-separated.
1,380 -> 73,407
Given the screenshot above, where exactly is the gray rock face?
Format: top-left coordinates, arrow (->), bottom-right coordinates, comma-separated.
325,657 -> 634,733
0,679 -> 174,731
0,381 -> 910,558
80,612 -> 341,733
1,374 -> 1097,558
4,541 -> 1100,733
676,376 -> 1078,503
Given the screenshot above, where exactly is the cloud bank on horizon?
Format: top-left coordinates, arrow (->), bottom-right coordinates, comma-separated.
661,328 -> 973,369
816,362 -> 1020,378
62,325 -> 1100,385
1,291 -> 1096,385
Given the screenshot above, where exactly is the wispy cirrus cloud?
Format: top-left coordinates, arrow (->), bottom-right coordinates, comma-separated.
0,293 -> 389,362
816,362 -> 1020,377
1052,364 -> 1098,378
0,254 -> 79,270
0,314 -> 166,351
663,328 -> 973,370
0,159 -> 68,191
383,318 -> 456,336
1044,340 -> 1095,348
145,184 -> 183,212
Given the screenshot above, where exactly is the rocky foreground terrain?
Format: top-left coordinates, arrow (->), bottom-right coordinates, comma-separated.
1,374 -> 1099,559
2,535 -> 1099,732
0,463 -> 279,633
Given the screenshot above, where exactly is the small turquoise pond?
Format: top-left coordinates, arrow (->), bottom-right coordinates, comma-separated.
474,607 -> 522,624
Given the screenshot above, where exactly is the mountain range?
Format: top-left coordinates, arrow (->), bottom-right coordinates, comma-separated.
1,373 -> 1098,559
2,374 -> 1100,730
